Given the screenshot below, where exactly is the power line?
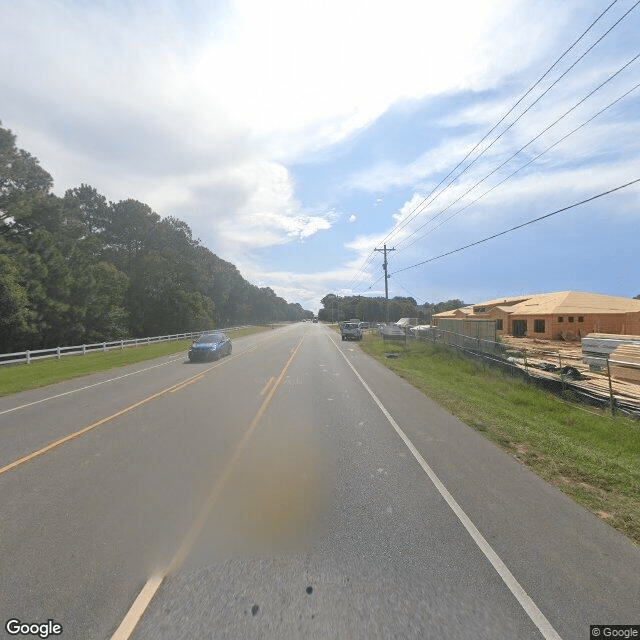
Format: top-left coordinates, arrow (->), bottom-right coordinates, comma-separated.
395,53 -> 640,251
347,0 -> 628,289
376,0 -> 634,248
398,79 -> 640,251
347,251 -> 379,288
347,252 -> 386,293
393,277 -> 420,302
364,273 -> 386,292
391,178 -> 640,276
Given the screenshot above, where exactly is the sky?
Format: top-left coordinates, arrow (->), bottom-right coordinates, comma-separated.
1,0 -> 639,312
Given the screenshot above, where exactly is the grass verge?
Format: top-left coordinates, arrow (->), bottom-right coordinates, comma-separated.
0,325 -> 272,397
360,334 -> 640,545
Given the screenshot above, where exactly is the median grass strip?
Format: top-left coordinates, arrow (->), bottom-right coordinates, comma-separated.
360,334 -> 640,545
0,326 -> 272,397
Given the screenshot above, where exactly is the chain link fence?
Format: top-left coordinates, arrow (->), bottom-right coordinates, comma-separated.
396,325 -> 640,419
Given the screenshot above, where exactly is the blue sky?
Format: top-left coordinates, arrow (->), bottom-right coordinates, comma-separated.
1,0 -> 639,312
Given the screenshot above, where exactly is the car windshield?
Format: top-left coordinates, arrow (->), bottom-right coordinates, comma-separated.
198,334 -> 223,344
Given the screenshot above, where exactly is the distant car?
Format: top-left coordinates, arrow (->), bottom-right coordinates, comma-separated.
341,322 -> 363,341
188,332 -> 232,362
312,317 -> 318,323
379,324 -> 405,337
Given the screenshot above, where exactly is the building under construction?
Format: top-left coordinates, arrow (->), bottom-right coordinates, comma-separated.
432,291 -> 640,340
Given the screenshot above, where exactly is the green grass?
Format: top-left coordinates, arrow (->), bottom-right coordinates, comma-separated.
0,325 -> 272,397
360,334 -> 640,545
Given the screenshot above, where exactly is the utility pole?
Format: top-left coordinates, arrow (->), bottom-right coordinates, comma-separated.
374,244 -> 395,323
331,294 -> 340,324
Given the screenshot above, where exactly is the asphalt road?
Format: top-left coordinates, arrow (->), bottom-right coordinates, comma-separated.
0,323 -> 638,640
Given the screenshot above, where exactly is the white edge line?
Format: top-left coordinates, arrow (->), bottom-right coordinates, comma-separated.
0,357 -> 183,416
328,333 -> 563,640
1,338 -> 268,417
110,573 -> 164,640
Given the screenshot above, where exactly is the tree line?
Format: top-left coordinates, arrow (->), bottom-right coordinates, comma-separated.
0,123 -> 313,353
317,294 -> 465,324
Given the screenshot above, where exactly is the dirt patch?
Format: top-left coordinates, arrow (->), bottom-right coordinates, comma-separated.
501,335 -> 584,367
555,475 -> 600,494
513,443 -> 545,464
501,334 -> 640,406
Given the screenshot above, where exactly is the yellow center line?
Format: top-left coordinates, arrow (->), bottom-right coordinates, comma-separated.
110,334 -> 306,640
167,334 -> 305,574
259,376 -> 275,397
170,373 -> 206,393
0,347 -> 257,477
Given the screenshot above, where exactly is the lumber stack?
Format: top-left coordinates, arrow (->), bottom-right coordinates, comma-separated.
582,333 -> 640,369
610,344 -> 640,384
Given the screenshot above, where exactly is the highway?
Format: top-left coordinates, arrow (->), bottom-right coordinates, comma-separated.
0,322 -> 638,639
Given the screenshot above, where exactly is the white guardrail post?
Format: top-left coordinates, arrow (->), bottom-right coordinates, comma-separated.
0,325 -> 256,366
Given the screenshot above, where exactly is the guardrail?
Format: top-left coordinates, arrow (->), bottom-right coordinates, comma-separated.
0,326 -> 253,366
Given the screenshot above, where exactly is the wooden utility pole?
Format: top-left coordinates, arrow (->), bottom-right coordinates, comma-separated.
374,244 -> 395,323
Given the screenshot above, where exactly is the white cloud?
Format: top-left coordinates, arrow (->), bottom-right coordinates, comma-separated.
347,134 -> 480,194
240,263 -> 368,312
0,0 -> 563,176
7,0 -> 631,311
341,152 -> 640,299
165,160 -> 338,258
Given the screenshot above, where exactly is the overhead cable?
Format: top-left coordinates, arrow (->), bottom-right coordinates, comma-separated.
398,80 -> 640,251
379,0 -> 638,247
349,0 -> 635,291
395,54 -> 640,250
391,178 -> 640,276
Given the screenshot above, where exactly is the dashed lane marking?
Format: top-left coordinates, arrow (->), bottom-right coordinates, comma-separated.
110,335 -> 306,640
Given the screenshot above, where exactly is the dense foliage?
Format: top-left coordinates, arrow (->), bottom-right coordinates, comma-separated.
0,124 -> 312,352
317,293 -> 465,324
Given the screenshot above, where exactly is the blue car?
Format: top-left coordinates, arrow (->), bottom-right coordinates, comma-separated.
188,332 -> 232,362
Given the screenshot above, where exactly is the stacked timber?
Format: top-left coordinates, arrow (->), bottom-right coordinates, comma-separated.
610,344 -> 640,384
582,333 -> 640,370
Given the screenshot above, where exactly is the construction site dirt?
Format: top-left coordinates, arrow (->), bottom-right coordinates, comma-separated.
499,335 -> 640,413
